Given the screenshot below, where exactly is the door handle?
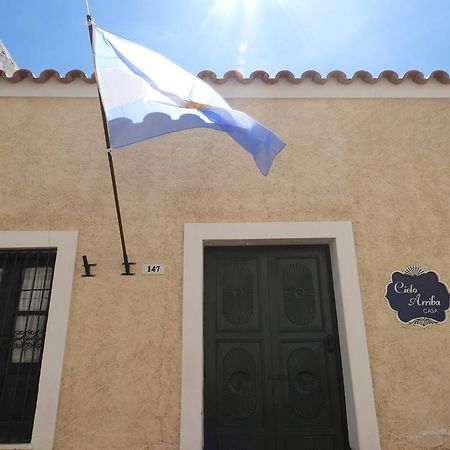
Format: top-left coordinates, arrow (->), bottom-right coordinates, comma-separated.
326,334 -> 335,353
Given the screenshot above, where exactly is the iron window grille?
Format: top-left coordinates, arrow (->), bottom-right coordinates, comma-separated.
0,249 -> 56,444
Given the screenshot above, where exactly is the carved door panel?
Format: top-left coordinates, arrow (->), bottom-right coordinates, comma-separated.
204,250 -> 276,449
204,246 -> 350,450
267,249 -> 349,450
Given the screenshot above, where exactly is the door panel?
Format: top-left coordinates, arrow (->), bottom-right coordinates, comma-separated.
286,437 -> 335,450
217,258 -> 261,332
204,251 -> 276,449
217,342 -> 264,427
220,439 -> 266,450
276,258 -> 324,332
280,342 -> 331,426
204,246 -> 350,450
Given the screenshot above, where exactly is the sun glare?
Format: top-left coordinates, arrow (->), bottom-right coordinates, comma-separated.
243,0 -> 258,13
200,0 -> 262,72
201,0 -> 260,29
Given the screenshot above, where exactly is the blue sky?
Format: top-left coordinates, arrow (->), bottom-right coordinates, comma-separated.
2,0 -> 450,77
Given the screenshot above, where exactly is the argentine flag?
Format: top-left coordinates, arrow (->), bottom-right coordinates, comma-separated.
93,26 -> 285,175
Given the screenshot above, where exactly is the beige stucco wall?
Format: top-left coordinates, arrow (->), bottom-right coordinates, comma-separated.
0,94 -> 449,450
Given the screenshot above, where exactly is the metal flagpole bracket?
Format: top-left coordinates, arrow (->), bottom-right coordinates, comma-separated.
82,255 -> 96,277
122,257 -> 136,276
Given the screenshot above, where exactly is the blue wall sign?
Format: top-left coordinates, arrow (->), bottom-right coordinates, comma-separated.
385,266 -> 450,327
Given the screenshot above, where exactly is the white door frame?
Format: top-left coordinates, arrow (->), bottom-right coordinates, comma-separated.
180,222 -> 381,450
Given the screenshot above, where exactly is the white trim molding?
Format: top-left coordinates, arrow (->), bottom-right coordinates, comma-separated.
180,222 -> 381,450
1,77 -> 450,99
0,231 -> 78,450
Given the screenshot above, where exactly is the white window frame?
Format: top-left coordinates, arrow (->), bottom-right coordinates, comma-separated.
180,222 -> 381,450
0,231 -> 78,450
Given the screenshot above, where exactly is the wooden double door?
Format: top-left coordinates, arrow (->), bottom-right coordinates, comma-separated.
204,246 -> 350,450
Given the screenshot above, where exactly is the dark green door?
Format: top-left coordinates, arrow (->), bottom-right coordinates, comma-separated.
204,246 -> 350,450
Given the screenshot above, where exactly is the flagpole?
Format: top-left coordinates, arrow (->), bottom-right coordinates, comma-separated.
86,14 -> 135,275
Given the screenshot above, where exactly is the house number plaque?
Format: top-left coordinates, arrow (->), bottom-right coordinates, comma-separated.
143,264 -> 165,275
385,266 -> 450,327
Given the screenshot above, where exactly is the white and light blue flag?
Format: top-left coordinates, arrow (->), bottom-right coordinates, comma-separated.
93,26 -> 285,175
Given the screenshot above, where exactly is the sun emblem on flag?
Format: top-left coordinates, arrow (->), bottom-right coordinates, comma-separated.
180,100 -> 208,110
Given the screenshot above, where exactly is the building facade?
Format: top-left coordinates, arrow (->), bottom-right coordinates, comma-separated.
0,70 -> 449,450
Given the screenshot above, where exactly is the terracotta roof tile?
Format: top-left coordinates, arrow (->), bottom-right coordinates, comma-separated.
1,69 -> 450,85
1,69 -> 96,84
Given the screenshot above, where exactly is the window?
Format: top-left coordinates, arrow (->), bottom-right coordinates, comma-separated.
0,249 -> 56,444
0,231 -> 77,450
